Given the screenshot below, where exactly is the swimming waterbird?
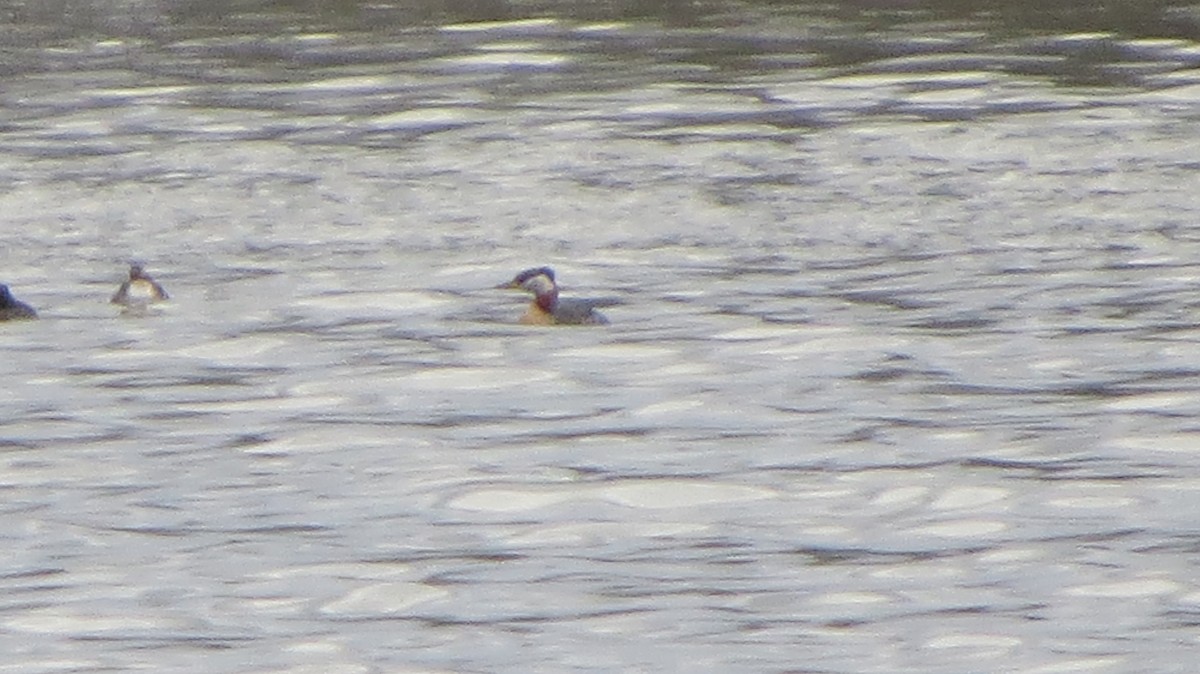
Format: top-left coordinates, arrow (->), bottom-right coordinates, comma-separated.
498,266 -> 610,326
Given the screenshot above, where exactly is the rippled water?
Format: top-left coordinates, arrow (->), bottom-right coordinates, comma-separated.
3,1 -> 1200,672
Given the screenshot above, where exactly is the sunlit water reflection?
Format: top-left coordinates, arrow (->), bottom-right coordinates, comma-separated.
2,2 -> 1200,672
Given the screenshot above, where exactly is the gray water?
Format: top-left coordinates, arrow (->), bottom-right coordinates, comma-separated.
3,1 -> 1200,672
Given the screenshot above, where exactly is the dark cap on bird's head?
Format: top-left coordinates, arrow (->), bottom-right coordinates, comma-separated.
499,266 -> 556,289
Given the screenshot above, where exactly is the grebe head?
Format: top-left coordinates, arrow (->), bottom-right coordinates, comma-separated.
500,267 -> 558,297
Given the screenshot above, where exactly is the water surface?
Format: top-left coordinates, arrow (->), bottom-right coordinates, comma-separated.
2,1 -> 1200,672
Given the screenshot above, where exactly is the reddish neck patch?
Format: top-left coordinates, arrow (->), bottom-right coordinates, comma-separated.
535,290 -> 558,313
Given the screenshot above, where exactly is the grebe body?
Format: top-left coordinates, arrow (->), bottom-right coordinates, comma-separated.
112,264 -> 169,308
0,284 -> 37,321
499,267 -> 609,326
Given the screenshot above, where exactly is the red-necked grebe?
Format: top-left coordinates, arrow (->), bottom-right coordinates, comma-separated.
111,264 -> 169,308
498,267 -> 609,326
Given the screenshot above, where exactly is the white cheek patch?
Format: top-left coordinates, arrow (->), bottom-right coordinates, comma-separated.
523,275 -> 556,295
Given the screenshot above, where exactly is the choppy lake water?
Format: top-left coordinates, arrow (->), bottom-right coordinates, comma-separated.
3,1 -> 1200,672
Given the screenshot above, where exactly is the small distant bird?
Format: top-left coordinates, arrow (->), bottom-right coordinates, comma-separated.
111,264 -> 169,308
498,266 -> 610,326
0,284 -> 37,321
